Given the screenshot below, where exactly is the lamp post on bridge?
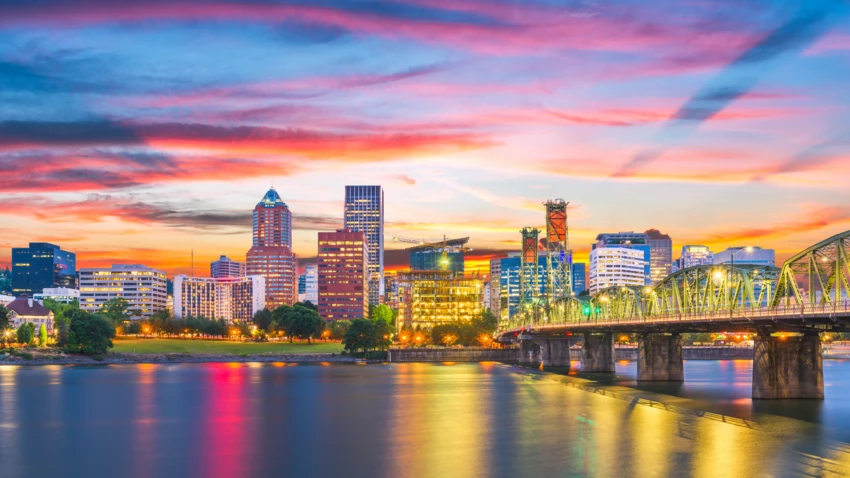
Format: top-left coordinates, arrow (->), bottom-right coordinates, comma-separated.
729,247 -> 754,319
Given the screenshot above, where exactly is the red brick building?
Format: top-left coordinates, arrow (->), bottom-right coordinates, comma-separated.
317,229 -> 368,320
246,188 -> 297,309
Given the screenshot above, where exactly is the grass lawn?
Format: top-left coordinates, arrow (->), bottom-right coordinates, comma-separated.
112,338 -> 344,355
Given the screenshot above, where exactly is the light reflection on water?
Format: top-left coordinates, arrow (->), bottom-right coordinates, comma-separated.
1,361 -> 850,477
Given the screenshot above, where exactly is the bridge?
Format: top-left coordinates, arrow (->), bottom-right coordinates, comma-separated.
497,230 -> 850,399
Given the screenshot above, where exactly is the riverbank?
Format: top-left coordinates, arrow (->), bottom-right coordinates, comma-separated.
0,350 -> 358,365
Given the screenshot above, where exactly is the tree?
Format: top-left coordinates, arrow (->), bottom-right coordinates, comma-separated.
17,322 -> 35,345
474,310 -> 498,334
272,305 -> 293,338
43,299 -> 78,346
0,304 -> 9,332
100,297 -> 131,325
252,308 -> 274,332
342,318 -> 375,355
66,310 -> 116,355
297,300 -> 317,311
372,316 -> 392,351
370,305 -> 393,324
327,320 -> 350,340
38,324 -> 48,347
286,305 -> 325,344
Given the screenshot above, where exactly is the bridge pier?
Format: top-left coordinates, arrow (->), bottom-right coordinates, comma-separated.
581,333 -> 615,373
637,333 -> 684,381
752,331 -> 823,399
537,338 -> 571,369
518,338 -> 541,366
517,337 -> 571,370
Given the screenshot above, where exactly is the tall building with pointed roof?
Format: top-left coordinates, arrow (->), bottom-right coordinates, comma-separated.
246,188 -> 297,309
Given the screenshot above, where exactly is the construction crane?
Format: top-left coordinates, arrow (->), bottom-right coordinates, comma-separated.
392,235 -> 472,271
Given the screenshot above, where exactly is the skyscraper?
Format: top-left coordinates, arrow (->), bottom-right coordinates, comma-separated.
11,242 -> 77,296
588,248 -> 645,295
593,232 -> 651,285
572,262 -> 587,294
344,185 -> 384,305
498,252 -> 549,319
675,245 -> 714,271
246,188 -> 298,308
645,229 -> 673,285
317,229 -> 369,320
210,255 -> 245,278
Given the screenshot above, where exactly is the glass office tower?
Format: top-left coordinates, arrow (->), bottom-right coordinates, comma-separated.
11,242 -> 76,296
344,185 -> 384,305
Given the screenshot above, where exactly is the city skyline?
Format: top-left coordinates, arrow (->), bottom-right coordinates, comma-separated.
2,1 -> 850,276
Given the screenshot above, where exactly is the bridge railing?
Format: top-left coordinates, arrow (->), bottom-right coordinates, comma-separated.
503,299 -> 850,332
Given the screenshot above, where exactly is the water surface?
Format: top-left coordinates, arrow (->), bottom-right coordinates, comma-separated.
2,361 -> 849,477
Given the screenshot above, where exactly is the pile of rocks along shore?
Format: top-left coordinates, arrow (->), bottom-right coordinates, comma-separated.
0,352 -> 360,366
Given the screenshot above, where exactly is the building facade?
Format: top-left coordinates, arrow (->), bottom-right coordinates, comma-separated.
304,263 -> 318,304
11,242 -> 76,296
384,271 -> 399,309
397,270 -> 483,331
645,229 -> 673,285
593,232 -> 651,285
588,248 -> 646,295
572,262 -> 587,294
344,185 -> 384,305
210,255 -> 245,278
317,230 -> 369,321
79,264 -> 168,319
5,296 -> 54,332
675,245 -> 715,271
34,287 -> 80,304
499,252 -> 549,320
247,188 -> 298,308
489,258 -> 501,316
173,275 -> 265,322
407,238 -> 468,275
714,247 -> 776,267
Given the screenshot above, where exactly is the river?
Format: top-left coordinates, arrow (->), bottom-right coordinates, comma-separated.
2,360 -> 850,477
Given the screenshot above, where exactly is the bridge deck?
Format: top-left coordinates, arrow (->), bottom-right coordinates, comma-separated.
501,301 -> 850,337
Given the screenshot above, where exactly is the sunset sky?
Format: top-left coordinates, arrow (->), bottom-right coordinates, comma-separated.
2,0 -> 850,277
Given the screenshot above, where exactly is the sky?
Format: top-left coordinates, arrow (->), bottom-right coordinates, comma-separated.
2,0 -> 850,277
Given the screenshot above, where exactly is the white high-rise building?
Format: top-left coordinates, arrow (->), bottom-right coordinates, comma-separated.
173,275 -> 265,323
675,245 -> 714,271
589,248 -> 646,295
344,185 -> 384,305
79,264 -> 168,319
304,263 -> 318,304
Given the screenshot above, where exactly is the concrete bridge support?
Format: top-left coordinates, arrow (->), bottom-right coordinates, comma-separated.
637,333 -> 684,381
518,337 -> 571,370
537,338 -> 571,369
581,333 -> 615,373
752,331 -> 823,399
518,339 -> 541,366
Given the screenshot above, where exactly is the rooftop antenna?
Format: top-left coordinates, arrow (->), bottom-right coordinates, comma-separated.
191,249 -> 194,277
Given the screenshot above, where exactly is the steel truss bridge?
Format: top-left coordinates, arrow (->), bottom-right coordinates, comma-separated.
499,230 -> 850,336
